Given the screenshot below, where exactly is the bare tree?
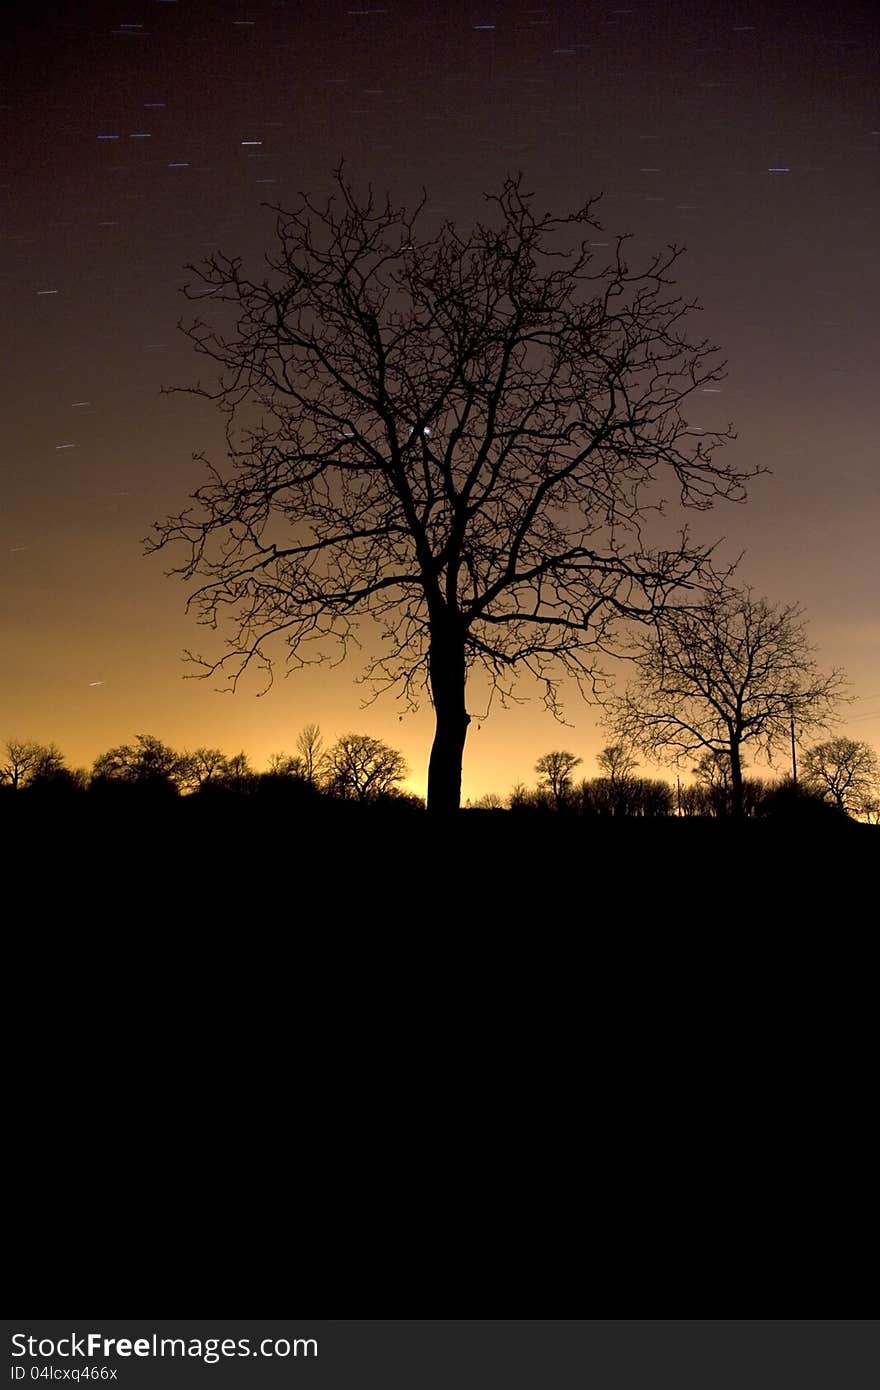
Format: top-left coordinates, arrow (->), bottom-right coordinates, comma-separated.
535,750 -> 582,808
860,794 -> 880,826
295,723 -> 327,786
803,738 -> 879,816
689,749 -> 766,818
92,733 -> 187,791
596,742 -> 639,784
633,779 -> 675,818
580,774 -> 673,817
2,739 -> 66,790
180,746 -> 229,791
692,748 -> 735,816
470,791 -> 505,809
677,782 -> 709,818
508,784 -> 553,811
326,733 -> 408,802
266,751 -> 305,777
224,751 -> 254,783
148,169 -> 756,812
605,584 -> 845,816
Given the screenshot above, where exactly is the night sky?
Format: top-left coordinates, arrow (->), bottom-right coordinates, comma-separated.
4,0 -> 878,800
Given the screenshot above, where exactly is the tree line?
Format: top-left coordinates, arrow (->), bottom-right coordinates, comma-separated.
2,729 -> 877,822
0,727 -> 416,807
475,740 -> 876,822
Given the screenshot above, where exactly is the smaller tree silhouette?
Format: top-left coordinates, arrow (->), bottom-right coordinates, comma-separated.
266,751 -> 305,777
326,734 -> 408,803
179,746 -> 229,791
593,742 -> 640,815
295,724 -> 327,786
690,749 -> 766,817
759,776 -> 845,822
634,779 -> 675,818
677,782 -> 710,818
535,750 -> 582,809
803,738 -> 879,816
692,748 -> 735,816
605,584 -> 845,817
209,750 -> 257,793
597,743 -> 639,784
508,783 -> 553,811
860,793 -> 880,826
2,739 -> 65,790
29,760 -> 85,796
92,734 -> 187,793
573,771 -> 675,816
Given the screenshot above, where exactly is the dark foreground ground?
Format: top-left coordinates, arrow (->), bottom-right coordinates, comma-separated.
4,793 -> 876,921
6,791 -> 874,1311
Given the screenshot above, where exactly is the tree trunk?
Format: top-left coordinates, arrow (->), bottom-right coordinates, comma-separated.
426,615 -> 470,814
729,741 -> 744,818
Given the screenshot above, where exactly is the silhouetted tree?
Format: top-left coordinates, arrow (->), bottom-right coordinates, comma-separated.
803,737 -> 879,817
211,750 -> 257,793
860,794 -> 880,826
589,741 -> 643,814
190,760 -> 249,796
91,734 -> 187,793
677,782 -> 710,818
689,751 -> 766,817
691,748 -> 736,817
27,761 -> 87,797
148,169 -> 756,812
606,584 -> 844,816
535,750 -> 582,808
295,724 -> 327,786
597,743 -> 639,784
634,778 -> 675,818
179,746 -> 229,791
508,783 -> 553,812
256,752 -> 319,807
579,774 -> 672,817
325,733 -> 408,802
759,776 -> 846,823
266,751 -> 305,777
1,739 -> 65,790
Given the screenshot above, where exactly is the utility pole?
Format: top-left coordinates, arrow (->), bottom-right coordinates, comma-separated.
790,706 -> 798,786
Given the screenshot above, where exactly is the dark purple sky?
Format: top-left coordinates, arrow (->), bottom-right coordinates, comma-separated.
3,0 -> 878,797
